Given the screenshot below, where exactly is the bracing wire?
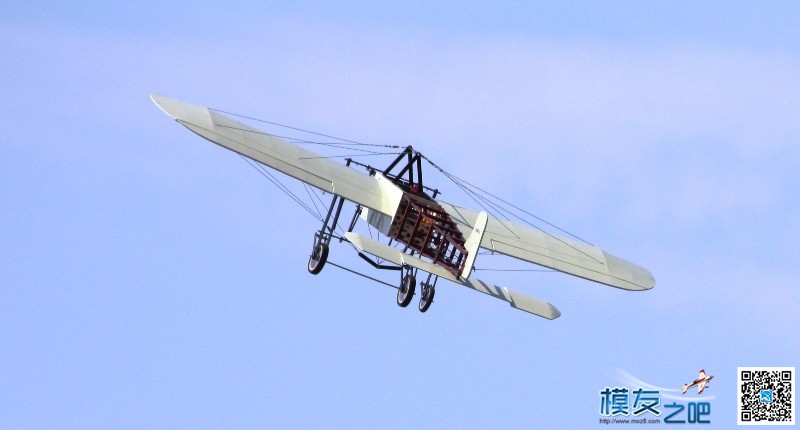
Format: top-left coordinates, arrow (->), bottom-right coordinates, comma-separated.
474,268 -> 557,273
310,187 -> 328,210
220,107 -> 602,269
419,153 -> 604,265
421,155 -> 522,240
299,151 -> 403,160
444,170 -> 595,246
210,108 -> 401,149
215,124 -> 393,156
243,161 -> 353,242
302,183 -> 323,219
239,155 -> 320,221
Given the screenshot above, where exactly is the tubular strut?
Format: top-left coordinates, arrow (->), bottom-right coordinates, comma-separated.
357,252 -> 402,271
314,193 -> 345,247
313,159 -> 354,249
307,174 -> 347,275
382,146 -> 436,197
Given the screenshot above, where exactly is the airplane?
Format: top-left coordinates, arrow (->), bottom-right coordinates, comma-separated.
682,370 -> 714,394
150,94 -> 655,319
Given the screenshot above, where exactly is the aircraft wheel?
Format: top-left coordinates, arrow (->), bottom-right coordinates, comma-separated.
396,274 -> 416,307
418,285 -> 435,313
307,243 -> 329,275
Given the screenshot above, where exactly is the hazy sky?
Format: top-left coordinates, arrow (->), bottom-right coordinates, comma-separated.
2,2 -> 799,428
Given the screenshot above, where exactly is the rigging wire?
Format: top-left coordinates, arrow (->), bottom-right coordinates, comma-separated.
215,124 -> 393,156
327,260 -> 399,290
474,268 -> 557,272
419,153 -> 604,265
242,156 -> 353,242
210,108 -> 401,149
242,157 -> 355,243
299,151 -> 402,160
302,183 -> 323,220
310,187 -> 329,212
444,170 -> 595,246
421,155 -> 522,240
221,107 -> 602,270
239,155 -> 320,221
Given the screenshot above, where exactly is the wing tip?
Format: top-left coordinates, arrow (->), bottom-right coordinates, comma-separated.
150,94 -> 216,131
641,269 -> 656,290
602,250 -> 656,291
506,288 -> 561,320
547,303 -> 562,320
150,92 -> 178,119
638,275 -> 656,291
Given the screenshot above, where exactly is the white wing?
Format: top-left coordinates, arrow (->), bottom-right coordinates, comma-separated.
151,94 -> 397,216
438,203 -> 655,291
153,94 -> 654,294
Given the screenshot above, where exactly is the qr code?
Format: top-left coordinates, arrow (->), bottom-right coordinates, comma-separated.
738,367 -> 795,425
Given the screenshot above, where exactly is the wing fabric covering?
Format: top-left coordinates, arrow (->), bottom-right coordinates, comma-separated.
152,94 -> 654,299
150,94 -> 396,216
438,203 -> 655,291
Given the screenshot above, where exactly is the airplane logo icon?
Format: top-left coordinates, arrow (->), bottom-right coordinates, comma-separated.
682,369 -> 714,394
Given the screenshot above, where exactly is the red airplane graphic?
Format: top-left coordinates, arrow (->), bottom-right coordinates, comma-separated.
682,369 -> 714,394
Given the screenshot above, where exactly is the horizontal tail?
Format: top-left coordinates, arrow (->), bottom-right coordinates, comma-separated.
681,384 -> 689,394
344,231 -> 560,319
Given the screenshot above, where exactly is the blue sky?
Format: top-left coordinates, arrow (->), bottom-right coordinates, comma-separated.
2,2 -> 799,428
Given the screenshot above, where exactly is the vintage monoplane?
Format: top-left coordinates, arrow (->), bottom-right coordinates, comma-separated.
152,94 -> 655,319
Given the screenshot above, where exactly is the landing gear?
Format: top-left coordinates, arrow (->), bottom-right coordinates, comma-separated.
302,153 -> 444,314
306,190 -> 346,276
307,242 -> 329,275
395,270 -> 437,312
418,272 -> 437,312
418,283 -> 435,313
397,274 -> 416,307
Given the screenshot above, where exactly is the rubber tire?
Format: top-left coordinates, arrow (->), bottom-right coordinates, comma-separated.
397,274 -> 416,307
307,243 -> 329,275
418,285 -> 435,313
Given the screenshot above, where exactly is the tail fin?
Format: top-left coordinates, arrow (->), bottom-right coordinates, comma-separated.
460,211 -> 488,279
681,384 -> 689,394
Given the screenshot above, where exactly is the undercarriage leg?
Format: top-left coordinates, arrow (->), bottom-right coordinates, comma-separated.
307,194 -> 346,275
